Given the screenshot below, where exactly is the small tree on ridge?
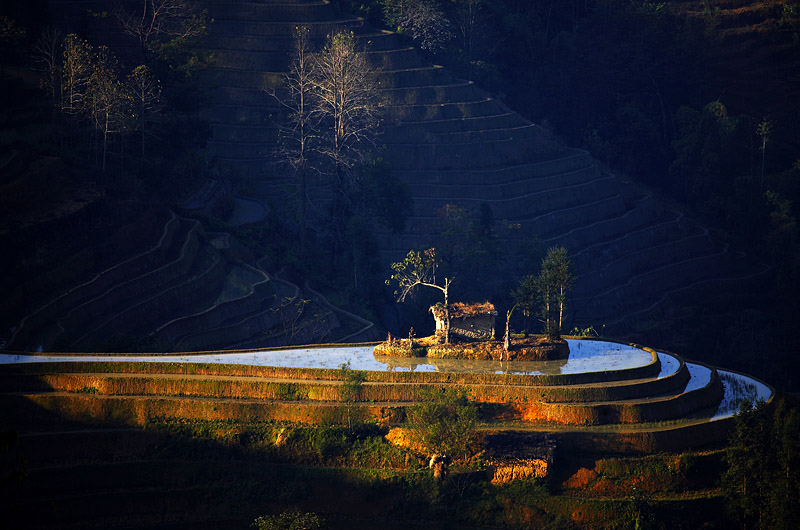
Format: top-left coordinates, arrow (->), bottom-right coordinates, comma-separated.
387,248 -> 453,343
538,246 -> 575,339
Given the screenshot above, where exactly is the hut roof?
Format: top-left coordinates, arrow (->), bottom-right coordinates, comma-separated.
429,301 -> 497,319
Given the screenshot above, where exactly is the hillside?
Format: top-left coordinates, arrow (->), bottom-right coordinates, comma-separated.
0,82 -> 379,352
2,1 -> 797,391
670,0 -> 800,118
1,2 -> 799,528
88,0 -> 763,331
1,338 -> 781,529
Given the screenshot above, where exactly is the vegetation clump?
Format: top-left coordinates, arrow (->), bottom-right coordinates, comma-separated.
385,246 -> 574,360
427,335 -> 569,361
723,398 -> 800,530
252,510 -> 326,530
404,387 -> 483,481
375,333 -> 568,361
372,332 -> 428,357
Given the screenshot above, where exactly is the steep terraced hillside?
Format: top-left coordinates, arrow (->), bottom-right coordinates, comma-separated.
3,203 -> 375,352
191,0 -> 762,330
0,153 -> 377,352
41,0 -> 763,333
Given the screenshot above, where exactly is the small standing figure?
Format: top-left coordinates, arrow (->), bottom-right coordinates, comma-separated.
429,453 -> 450,481
405,326 -> 416,352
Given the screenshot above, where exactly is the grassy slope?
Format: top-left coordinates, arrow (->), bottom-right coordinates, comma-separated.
1,414 -> 731,530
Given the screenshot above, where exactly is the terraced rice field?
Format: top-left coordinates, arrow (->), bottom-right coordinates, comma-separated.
0,337 -> 773,529
0,338 -> 772,453
3,209 -> 379,353
39,0 -> 767,333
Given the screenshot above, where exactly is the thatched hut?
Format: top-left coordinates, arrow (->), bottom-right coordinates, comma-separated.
430,302 -> 497,341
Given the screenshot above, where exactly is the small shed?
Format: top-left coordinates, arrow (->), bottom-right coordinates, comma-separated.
430,302 -> 497,341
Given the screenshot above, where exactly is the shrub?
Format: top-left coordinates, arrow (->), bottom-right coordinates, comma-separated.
252,510 -> 326,530
405,387 -> 482,465
339,362 -> 367,430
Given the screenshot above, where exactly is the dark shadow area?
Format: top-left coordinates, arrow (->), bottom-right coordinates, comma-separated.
0,385 -> 744,530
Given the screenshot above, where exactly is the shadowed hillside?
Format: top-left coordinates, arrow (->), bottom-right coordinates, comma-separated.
94,0 -> 764,331
3,1 -> 795,382
0,101 -> 378,352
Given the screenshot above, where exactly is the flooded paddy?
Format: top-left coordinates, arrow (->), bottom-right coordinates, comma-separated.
0,339 -> 652,375
712,370 -> 773,420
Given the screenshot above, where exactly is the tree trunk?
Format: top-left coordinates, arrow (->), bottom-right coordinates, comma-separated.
141,112 -> 146,158
545,291 -> 551,333
329,163 -> 345,270
299,163 -> 307,255
443,282 -> 450,344
352,244 -> 359,291
503,317 -> 510,357
102,112 -> 109,171
760,138 -> 766,194
444,306 -> 450,344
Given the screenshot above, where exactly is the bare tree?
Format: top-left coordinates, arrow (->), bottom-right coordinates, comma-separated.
271,296 -> 311,344
502,303 -> 516,357
114,0 -> 206,61
127,64 -> 163,157
312,31 -> 380,191
270,26 -> 318,254
757,118 -> 774,193
60,34 -> 92,118
450,0 -> 485,77
33,28 -> 63,102
88,46 -> 130,170
387,248 -> 454,343
311,30 -> 381,258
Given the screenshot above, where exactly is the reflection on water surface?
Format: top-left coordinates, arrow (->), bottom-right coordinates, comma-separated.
0,339 -> 653,375
712,370 -> 772,420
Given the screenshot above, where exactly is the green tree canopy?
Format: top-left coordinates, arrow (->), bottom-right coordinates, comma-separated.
537,246 -> 575,339
513,274 -> 538,331
723,399 -> 800,530
406,387 -> 481,465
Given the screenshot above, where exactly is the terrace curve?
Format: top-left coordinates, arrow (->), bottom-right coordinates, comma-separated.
0,338 -> 772,454
40,0 -> 764,336
5,209 -> 378,353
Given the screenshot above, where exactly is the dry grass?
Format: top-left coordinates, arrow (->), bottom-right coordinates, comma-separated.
2,371 -> 683,405
429,301 -> 497,319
